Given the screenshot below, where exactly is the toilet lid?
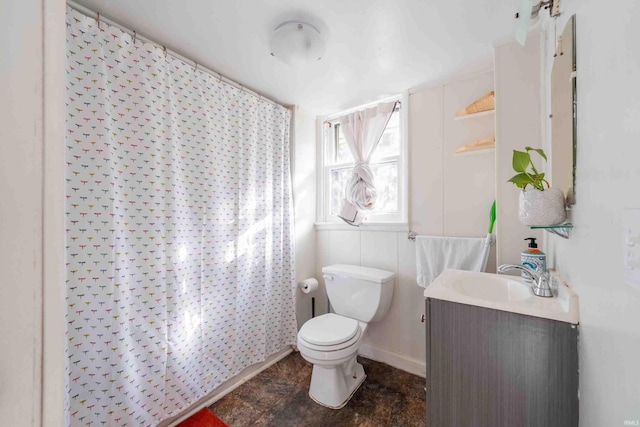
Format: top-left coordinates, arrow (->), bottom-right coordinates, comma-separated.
299,313 -> 360,346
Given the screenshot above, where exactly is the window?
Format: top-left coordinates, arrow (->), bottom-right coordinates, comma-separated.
321,99 -> 407,224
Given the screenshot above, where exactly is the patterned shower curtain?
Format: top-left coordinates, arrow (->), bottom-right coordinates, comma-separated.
64,7 -> 297,426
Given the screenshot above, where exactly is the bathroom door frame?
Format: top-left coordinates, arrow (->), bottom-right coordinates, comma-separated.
0,0 -> 66,425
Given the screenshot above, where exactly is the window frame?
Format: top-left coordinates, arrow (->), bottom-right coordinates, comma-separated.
318,94 -> 408,225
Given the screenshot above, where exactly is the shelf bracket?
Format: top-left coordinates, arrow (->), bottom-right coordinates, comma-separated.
545,227 -> 571,239
530,223 -> 573,239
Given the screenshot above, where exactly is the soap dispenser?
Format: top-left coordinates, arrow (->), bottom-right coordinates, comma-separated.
521,237 -> 546,281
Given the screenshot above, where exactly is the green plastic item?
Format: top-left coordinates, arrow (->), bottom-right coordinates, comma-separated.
488,200 -> 496,234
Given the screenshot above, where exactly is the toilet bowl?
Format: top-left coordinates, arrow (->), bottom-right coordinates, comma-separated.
297,313 -> 367,409
297,264 -> 395,409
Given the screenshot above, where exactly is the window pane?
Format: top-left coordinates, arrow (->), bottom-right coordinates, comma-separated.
371,111 -> 400,161
334,124 -> 352,164
369,161 -> 398,214
329,167 -> 353,215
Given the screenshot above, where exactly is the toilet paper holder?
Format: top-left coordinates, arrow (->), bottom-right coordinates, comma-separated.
298,278 -> 319,294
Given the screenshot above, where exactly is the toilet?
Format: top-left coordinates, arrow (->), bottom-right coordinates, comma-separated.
297,264 -> 395,409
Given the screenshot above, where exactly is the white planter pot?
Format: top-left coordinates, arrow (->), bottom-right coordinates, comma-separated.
519,187 -> 566,226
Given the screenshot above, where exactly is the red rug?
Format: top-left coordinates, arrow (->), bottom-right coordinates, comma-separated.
177,408 -> 228,427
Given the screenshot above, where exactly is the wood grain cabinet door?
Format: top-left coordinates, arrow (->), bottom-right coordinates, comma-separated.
426,298 -> 578,427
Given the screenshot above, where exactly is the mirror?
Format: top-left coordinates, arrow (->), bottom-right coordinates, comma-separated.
550,15 -> 577,205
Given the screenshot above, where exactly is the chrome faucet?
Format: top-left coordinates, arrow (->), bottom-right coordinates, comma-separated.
497,264 -> 553,297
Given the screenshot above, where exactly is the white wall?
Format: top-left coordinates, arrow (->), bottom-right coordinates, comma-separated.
544,1 -> 640,424
0,0 -> 66,426
292,107 -> 318,329
315,70 -> 497,376
494,34 -> 544,267
412,71 -> 498,245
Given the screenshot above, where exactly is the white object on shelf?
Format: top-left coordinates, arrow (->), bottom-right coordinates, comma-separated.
518,187 -> 566,226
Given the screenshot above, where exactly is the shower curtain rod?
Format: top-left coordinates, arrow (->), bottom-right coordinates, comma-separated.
66,0 -> 288,110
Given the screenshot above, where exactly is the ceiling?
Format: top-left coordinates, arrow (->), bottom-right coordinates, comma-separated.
74,0 -> 518,115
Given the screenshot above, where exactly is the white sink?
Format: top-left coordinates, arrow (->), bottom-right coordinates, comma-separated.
424,269 -> 579,324
451,274 -> 531,303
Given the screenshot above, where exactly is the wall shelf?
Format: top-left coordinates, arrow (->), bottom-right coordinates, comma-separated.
454,109 -> 495,120
455,91 -> 495,118
530,223 -> 573,239
454,135 -> 495,154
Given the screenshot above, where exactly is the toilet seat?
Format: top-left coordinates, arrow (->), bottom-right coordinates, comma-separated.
298,314 -> 361,352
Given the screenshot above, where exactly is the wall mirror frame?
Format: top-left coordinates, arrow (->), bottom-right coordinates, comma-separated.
550,14 -> 577,207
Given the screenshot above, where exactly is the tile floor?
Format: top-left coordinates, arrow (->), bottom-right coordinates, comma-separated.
209,351 -> 426,427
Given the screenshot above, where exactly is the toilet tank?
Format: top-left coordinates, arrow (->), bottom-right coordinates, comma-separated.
322,264 -> 395,323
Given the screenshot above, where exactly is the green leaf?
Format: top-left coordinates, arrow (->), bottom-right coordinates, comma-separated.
512,150 -> 530,173
525,146 -> 547,161
532,179 -> 545,191
507,173 -> 534,188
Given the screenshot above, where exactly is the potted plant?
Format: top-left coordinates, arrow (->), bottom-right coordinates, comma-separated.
508,147 -> 566,226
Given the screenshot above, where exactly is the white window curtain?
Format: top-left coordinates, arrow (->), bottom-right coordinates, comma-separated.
64,7 -> 297,426
337,101 -> 398,225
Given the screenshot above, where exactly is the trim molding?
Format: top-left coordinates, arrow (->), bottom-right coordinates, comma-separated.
358,343 -> 426,378
314,222 -> 409,232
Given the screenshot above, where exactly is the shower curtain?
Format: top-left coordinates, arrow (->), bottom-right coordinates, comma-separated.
64,7 -> 297,426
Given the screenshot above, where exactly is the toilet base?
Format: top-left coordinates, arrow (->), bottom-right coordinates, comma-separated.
308,357 -> 366,409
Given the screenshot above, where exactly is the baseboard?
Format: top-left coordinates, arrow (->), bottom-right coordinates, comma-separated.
162,346 -> 294,427
358,343 -> 426,378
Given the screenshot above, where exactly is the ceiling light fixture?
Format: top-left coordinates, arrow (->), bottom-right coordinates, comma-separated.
270,20 -> 325,65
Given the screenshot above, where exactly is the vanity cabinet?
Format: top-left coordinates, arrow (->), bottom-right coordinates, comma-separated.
425,298 -> 578,427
